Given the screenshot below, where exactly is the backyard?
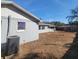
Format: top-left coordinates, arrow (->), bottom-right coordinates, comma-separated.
6,31 -> 76,59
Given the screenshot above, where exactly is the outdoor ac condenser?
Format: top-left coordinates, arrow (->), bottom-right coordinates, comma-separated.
6,35 -> 20,56
1,35 -> 20,57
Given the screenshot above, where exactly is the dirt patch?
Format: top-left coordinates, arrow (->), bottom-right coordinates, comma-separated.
22,52 -> 57,59
5,31 -> 76,59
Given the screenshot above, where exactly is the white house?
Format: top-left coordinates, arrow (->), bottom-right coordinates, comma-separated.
39,22 -> 55,33
1,1 -> 40,44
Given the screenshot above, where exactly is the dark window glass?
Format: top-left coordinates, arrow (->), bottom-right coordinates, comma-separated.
42,26 -> 45,29
39,26 -> 41,30
18,22 -> 25,30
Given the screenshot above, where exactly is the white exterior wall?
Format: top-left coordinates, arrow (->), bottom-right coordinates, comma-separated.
1,8 -> 28,19
1,7 -> 39,44
39,26 -> 55,33
39,28 -> 55,33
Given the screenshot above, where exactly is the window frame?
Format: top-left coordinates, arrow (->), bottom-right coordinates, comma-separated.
17,21 -> 26,32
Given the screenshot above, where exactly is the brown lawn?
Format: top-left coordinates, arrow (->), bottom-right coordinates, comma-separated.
5,31 -> 76,59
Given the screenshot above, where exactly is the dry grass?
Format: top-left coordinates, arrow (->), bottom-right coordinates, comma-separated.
5,31 -> 76,59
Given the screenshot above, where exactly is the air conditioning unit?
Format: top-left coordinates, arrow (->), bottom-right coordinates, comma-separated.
1,35 -> 20,57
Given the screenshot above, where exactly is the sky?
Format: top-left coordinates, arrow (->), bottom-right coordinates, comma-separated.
13,0 -> 78,24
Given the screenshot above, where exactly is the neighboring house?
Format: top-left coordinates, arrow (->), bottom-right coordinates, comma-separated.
39,22 -> 55,33
1,1 -> 40,44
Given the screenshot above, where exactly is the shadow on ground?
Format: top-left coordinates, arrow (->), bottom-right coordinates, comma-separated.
62,33 -> 78,59
21,52 -> 57,59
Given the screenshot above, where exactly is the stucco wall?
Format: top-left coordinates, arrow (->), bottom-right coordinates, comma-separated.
39,26 -> 55,33
39,28 -> 55,33
1,8 -> 29,19
1,7 -> 39,44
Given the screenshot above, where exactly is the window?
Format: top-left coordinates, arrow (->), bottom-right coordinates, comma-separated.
39,26 -> 45,30
18,22 -> 25,30
42,26 -> 45,29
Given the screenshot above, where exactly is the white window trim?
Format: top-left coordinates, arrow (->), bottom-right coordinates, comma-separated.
17,21 -> 26,32
16,30 -> 25,32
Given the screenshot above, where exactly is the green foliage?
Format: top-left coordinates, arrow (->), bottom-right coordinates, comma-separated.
50,21 -> 65,26
69,21 -> 78,25
66,7 -> 78,25
43,21 -> 65,26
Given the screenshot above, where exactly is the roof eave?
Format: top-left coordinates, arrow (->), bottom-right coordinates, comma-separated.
1,1 -> 40,23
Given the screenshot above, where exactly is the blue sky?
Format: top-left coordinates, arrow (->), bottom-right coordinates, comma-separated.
13,0 -> 77,23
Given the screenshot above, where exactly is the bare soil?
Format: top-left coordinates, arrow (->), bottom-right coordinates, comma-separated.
5,31 -> 76,59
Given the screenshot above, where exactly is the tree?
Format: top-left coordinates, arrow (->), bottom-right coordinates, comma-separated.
50,21 -> 65,26
69,21 -> 78,25
66,7 -> 78,25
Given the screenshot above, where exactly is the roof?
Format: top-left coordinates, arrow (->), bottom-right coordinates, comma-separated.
1,1 -> 40,23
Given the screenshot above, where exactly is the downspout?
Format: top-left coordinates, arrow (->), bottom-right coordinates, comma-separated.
7,16 -> 10,36
3,16 -> 10,59
6,16 -> 10,57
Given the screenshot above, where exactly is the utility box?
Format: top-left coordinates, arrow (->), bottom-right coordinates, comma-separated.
1,35 -> 20,56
